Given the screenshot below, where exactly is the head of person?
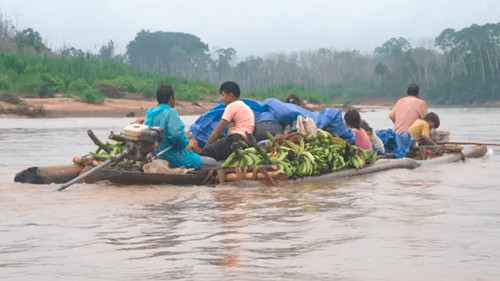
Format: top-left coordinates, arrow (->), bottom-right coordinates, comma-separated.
344,108 -> 361,129
285,94 -> 302,106
219,81 -> 240,106
407,83 -> 420,97
360,119 -> 373,137
423,112 -> 440,129
156,84 -> 175,107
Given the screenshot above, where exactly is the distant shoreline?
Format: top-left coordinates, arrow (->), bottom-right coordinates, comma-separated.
0,96 -> 394,118
2,96 -> 499,119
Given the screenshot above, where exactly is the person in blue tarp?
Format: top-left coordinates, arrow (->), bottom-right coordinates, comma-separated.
316,108 -> 356,144
143,85 -> 202,169
375,129 -> 415,158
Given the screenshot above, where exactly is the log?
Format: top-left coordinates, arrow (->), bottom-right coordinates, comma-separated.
438,140 -> 500,147
295,145 -> 486,184
224,170 -> 288,182
14,165 -> 84,184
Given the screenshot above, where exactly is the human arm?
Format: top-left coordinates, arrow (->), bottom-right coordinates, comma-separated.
419,122 -> 435,145
420,135 -> 434,145
165,110 -> 189,149
372,135 -> 385,154
389,107 -> 395,123
133,117 -> 145,124
419,101 -> 428,118
206,119 -> 229,145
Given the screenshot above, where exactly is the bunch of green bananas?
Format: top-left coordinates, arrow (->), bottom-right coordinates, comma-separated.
347,153 -> 365,169
345,145 -> 377,169
267,146 -> 296,177
91,141 -> 135,166
219,129 -> 378,178
220,147 -> 263,168
306,142 -> 346,173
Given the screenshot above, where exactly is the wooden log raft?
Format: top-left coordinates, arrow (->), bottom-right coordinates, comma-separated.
14,164 -> 84,184
14,145 -> 487,186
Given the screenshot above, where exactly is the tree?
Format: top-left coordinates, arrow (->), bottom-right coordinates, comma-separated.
214,47 -> 236,82
435,23 -> 500,102
374,62 -> 389,91
126,30 -> 211,78
99,40 -> 114,59
14,28 -> 46,53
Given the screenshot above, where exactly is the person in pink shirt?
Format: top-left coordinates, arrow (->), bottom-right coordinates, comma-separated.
389,83 -> 428,134
344,109 -> 372,150
200,81 -> 255,160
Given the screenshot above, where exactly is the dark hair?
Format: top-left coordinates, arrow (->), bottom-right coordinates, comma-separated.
344,109 -> 361,129
285,94 -> 302,105
423,112 -> 440,128
220,81 -> 240,98
360,120 -> 373,133
156,84 -> 174,104
407,83 -> 419,96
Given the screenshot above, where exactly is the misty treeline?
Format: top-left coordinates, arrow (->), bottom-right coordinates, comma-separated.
124,25 -> 500,104
1,11 -> 500,104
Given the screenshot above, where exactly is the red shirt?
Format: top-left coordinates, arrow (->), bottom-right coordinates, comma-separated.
352,128 -> 372,150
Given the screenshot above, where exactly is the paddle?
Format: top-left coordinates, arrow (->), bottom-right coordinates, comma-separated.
437,141 -> 500,147
55,150 -> 128,192
54,145 -> 173,192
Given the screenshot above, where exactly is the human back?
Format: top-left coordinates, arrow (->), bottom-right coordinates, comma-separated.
389,83 -> 428,134
344,109 -> 372,150
223,100 -> 255,137
144,85 -> 201,169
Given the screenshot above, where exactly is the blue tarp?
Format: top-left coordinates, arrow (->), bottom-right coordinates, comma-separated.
316,108 -> 356,143
189,97 -> 355,145
376,129 -> 415,158
189,99 -> 266,146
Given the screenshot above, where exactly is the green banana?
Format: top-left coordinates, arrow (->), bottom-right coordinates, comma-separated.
221,152 -> 236,167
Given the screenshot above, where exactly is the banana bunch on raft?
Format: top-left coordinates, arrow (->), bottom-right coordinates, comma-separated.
73,141 -> 136,167
221,129 -> 377,178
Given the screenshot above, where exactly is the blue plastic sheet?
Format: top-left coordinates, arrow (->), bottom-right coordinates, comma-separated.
189,99 -> 265,145
190,97 -> 355,145
376,129 -> 415,158
264,98 -> 317,124
316,108 -> 356,144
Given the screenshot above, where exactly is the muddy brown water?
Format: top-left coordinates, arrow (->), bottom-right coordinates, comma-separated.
1,109 -> 499,281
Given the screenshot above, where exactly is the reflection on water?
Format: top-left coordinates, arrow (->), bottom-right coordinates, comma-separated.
1,110 -> 500,280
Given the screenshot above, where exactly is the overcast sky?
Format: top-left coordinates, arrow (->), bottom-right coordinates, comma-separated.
1,0 -> 499,59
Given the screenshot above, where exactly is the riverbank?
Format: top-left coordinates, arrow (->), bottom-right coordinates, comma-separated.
0,96 -> 393,118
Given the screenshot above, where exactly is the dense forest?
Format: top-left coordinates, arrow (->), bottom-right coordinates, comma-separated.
1,12 -> 499,105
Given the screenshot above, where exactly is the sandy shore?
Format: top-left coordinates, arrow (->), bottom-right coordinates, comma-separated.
0,96 -> 393,118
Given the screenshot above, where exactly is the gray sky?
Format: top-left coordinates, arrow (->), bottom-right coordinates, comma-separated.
1,0 -> 499,59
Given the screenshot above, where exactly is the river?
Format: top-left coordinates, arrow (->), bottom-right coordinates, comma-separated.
0,108 -> 499,281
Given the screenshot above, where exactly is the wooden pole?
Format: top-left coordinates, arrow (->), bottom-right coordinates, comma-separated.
55,150 -> 128,192
438,141 -> 500,147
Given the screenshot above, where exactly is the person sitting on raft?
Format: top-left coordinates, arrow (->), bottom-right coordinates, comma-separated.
285,94 -> 311,110
344,108 -> 372,150
143,85 -> 202,169
200,81 -> 255,161
360,120 -> 385,154
408,112 -> 440,146
389,83 -> 428,134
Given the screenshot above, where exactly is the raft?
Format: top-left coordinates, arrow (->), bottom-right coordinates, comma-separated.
14,145 -> 487,186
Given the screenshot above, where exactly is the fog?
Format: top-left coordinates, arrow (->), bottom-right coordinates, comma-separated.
1,0 -> 499,58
